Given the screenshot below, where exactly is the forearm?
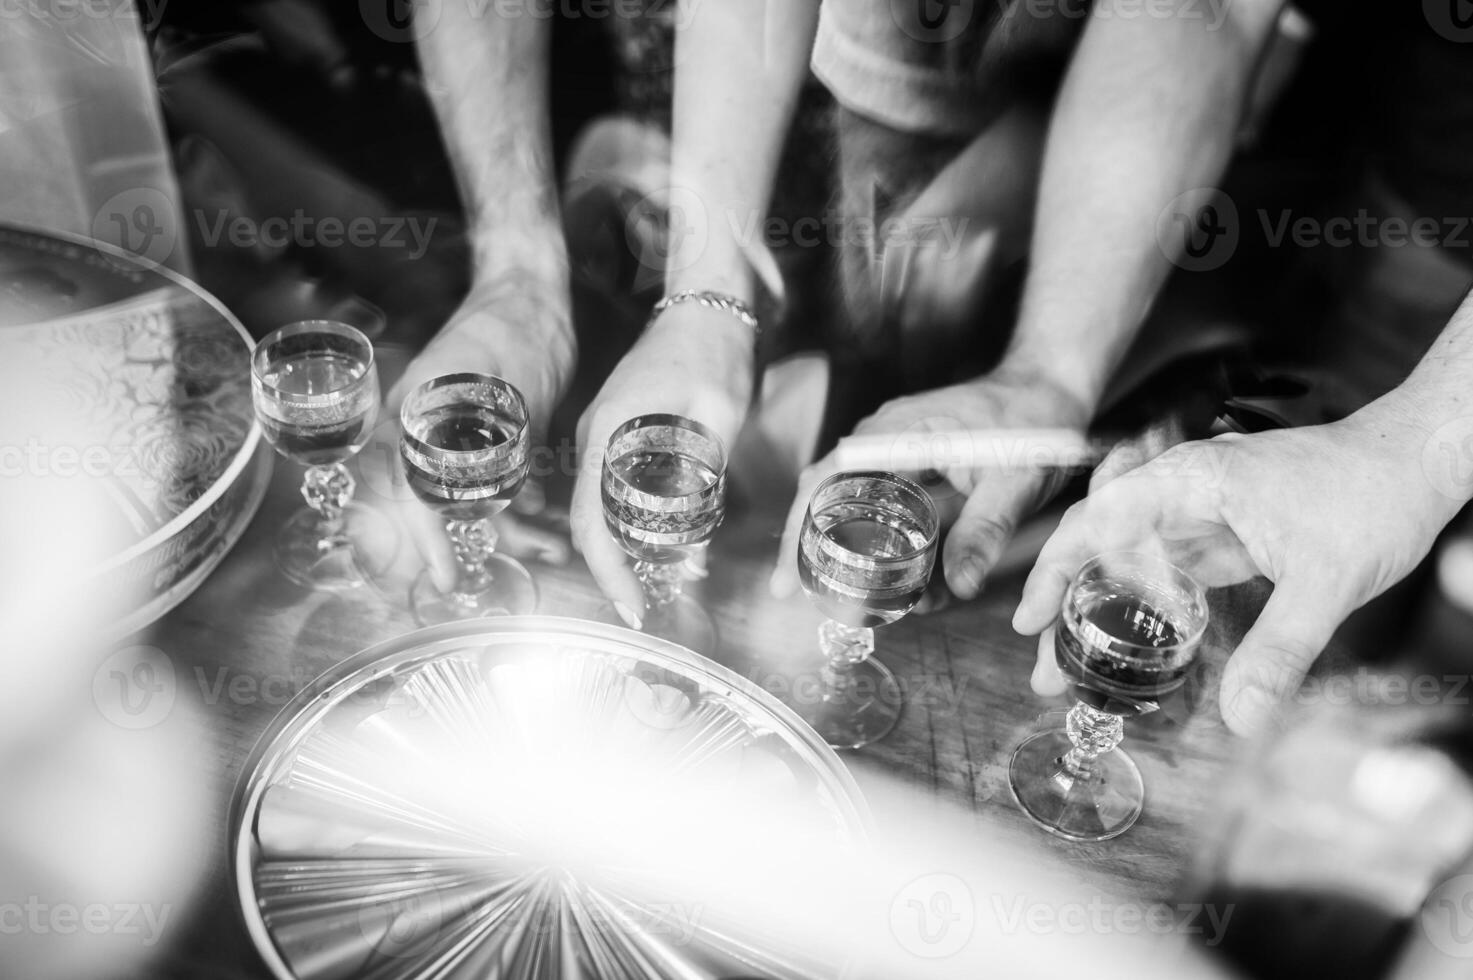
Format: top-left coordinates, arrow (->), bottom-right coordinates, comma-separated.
667,0 -> 818,301
417,5 -> 567,296
1365,287 -> 1473,511
1005,0 -> 1281,412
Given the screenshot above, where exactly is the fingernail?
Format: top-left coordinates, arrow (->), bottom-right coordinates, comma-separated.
1029,657 -> 1049,693
539,544 -> 571,566
614,602 -> 643,631
769,571 -> 789,599
954,556 -> 985,597
1225,684 -> 1278,737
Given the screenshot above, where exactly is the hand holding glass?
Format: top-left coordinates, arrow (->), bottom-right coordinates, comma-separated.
601,414 -> 727,652
400,373 -> 537,624
794,471 -> 938,750
1009,552 -> 1209,841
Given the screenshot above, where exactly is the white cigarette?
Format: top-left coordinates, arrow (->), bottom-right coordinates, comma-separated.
833,429 -> 1104,473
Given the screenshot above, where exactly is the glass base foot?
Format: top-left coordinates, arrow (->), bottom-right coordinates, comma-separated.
602,595 -> 719,657
1008,730 -> 1144,842
409,555 -> 537,625
790,658 -> 902,751
274,503 -> 397,592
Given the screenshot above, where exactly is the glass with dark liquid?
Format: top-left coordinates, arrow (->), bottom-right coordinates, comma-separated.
251,321 -> 391,590
600,414 -> 726,652
793,472 -> 938,750
1009,552 -> 1208,841
400,374 -> 535,624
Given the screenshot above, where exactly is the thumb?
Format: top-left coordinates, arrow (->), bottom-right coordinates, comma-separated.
1219,578 -> 1344,737
1030,626 -> 1068,697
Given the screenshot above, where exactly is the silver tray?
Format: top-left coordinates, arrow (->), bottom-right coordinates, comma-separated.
233,618 -> 870,980
0,223 -> 269,634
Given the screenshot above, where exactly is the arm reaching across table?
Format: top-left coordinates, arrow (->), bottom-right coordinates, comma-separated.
773,0 -> 1284,604
1015,287 -> 1473,737
390,2 -> 577,588
570,0 -> 820,623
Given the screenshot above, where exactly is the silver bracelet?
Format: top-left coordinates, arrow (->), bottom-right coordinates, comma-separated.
650,290 -> 761,336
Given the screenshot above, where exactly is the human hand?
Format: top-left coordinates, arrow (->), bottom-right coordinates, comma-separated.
387,279 -> 576,590
570,304 -> 755,627
1014,404 -> 1456,736
770,364 -> 1090,604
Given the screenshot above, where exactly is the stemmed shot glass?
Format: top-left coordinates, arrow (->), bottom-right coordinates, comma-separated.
794,471 -> 938,750
1009,552 -> 1209,841
399,374 -> 537,624
251,320 -> 389,590
601,414 -> 727,652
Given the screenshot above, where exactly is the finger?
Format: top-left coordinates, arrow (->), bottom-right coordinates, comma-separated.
912,575 -> 954,617
942,472 -> 1039,600
1219,577 -> 1344,738
570,425 -> 646,627
1030,626 -> 1068,697
395,496 -> 459,594
771,457 -> 836,599
1012,480 -> 1164,635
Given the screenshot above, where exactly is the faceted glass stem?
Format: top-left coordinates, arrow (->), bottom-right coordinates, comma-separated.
301,463 -> 354,547
1060,701 -> 1125,779
446,518 -> 497,599
818,620 -> 875,700
635,560 -> 685,611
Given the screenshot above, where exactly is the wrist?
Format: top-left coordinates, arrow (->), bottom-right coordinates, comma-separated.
468,219 -> 567,290
980,358 -> 1094,430
665,255 -> 756,306
1350,389 -> 1473,514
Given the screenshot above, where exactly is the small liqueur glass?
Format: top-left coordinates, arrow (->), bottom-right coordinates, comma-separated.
601,414 -> 727,653
1009,552 -> 1209,841
794,471 -> 939,750
400,374 -> 537,624
251,320 -> 388,590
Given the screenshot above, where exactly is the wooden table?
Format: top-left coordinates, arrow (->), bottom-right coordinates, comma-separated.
147,443 -> 1256,978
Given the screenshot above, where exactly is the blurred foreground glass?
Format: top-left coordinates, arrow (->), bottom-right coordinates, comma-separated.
251,320 -> 386,590
795,471 -> 938,750
1009,552 -> 1208,841
400,374 -> 536,624
601,414 -> 727,653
